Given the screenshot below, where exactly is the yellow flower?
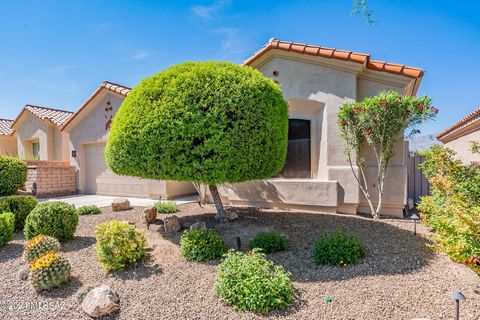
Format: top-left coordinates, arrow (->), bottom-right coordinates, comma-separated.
25,235 -> 45,250
30,252 -> 58,271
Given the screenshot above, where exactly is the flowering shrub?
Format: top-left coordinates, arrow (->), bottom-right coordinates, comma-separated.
180,229 -> 227,261
95,220 -> 146,271
215,249 -> 294,313
337,91 -> 436,218
313,230 -> 364,266
249,232 -> 288,254
418,146 -> 480,273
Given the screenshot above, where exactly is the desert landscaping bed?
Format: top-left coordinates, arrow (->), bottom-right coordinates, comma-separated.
0,203 -> 479,319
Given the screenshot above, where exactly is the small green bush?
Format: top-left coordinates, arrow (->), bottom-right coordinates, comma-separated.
180,229 -> 227,261
0,195 -> 38,229
314,230 -> 364,266
24,202 -> 78,241
0,212 -> 15,247
0,156 -> 27,196
249,232 -> 288,254
95,220 -> 146,271
77,205 -> 102,215
215,249 -> 294,313
154,201 -> 178,214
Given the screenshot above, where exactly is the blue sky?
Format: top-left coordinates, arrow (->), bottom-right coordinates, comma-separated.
0,0 -> 478,135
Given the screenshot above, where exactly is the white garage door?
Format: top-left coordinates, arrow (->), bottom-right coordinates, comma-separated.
84,143 -> 149,197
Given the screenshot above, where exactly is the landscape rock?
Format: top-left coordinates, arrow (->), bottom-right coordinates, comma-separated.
227,212 -> 239,221
81,285 -> 120,318
190,221 -> 207,231
17,266 -> 29,281
112,198 -> 130,212
163,215 -> 181,233
142,206 -> 157,228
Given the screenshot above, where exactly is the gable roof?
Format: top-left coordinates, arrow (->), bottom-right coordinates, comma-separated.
0,119 -> 14,136
12,105 -> 73,129
243,39 -> 424,79
61,81 -> 131,131
436,107 -> 480,142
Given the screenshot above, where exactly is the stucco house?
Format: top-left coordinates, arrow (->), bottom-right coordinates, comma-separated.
436,107 -> 480,164
61,81 -> 196,199
11,105 -> 73,160
0,119 -> 17,156
219,39 -> 425,218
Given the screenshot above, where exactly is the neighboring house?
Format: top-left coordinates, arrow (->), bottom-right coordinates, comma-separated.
62,81 -> 196,199
11,105 -> 73,160
436,107 -> 480,164
219,39 -> 425,218
0,118 -> 17,156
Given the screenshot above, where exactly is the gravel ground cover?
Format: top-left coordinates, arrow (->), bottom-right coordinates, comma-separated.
0,203 -> 479,320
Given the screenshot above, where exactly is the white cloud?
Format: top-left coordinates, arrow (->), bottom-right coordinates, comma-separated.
212,27 -> 250,60
191,0 -> 231,20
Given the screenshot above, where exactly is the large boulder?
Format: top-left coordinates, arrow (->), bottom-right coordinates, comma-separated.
227,211 -> 239,221
163,215 -> 181,233
142,206 -> 157,228
111,198 -> 130,212
81,285 -> 120,318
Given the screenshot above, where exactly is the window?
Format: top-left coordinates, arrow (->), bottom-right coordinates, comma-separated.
32,141 -> 40,160
278,119 -> 311,178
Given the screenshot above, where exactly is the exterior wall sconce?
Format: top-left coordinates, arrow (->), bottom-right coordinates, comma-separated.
272,70 -> 279,77
72,150 -> 76,158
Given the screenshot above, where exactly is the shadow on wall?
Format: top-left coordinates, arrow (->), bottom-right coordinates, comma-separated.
221,180 -> 285,204
161,206 -> 435,283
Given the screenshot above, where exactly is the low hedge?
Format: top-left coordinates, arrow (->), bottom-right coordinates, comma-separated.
0,212 -> 15,247
249,231 -> 288,254
0,195 -> 38,230
0,156 -> 27,196
77,205 -> 102,215
24,202 -> 78,241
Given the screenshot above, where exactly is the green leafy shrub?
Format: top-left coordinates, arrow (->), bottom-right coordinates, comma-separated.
0,156 -> 27,196
77,205 -> 101,215
0,212 -> 15,247
0,195 -> 38,229
313,230 -> 364,266
154,201 -> 178,214
29,251 -> 71,291
24,202 -> 78,241
249,232 -> 288,254
23,235 -> 60,262
180,229 -> 227,261
215,249 -> 294,313
95,220 -> 146,271
418,146 -> 480,273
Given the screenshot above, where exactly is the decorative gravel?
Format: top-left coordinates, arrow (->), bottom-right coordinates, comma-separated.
0,203 -> 479,319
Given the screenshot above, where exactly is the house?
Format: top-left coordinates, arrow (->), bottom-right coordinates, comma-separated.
436,107 -> 480,163
61,81 -> 196,199
219,39 -> 425,218
0,119 -> 17,156
11,105 -> 73,160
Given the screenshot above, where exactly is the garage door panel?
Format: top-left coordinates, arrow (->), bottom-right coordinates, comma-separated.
84,143 -> 149,197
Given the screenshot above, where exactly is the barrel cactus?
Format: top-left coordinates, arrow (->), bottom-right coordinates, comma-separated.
23,235 -> 60,263
29,252 -> 71,291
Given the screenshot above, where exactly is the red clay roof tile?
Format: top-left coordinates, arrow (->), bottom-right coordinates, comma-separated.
436,107 -> 480,141
0,119 -> 14,136
12,105 -> 73,129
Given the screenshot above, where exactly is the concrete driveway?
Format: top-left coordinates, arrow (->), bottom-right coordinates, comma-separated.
39,194 -> 199,208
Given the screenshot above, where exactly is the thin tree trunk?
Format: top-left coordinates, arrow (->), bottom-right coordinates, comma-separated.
209,184 -> 229,223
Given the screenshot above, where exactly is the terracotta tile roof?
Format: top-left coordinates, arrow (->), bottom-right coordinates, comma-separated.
24,105 -> 74,127
0,119 -> 14,136
436,107 -> 480,141
243,39 -> 424,79
61,81 -> 131,131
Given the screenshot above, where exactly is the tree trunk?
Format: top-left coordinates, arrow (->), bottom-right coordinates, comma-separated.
209,184 -> 229,223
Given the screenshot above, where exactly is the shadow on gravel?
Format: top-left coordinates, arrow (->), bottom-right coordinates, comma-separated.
63,236 -> 96,252
162,206 -> 436,283
0,242 -> 23,263
111,255 -> 163,281
38,276 -> 83,298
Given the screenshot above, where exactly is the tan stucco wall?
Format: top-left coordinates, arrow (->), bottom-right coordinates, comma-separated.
67,90 -> 195,198
443,128 -> 480,164
220,54 -> 413,217
15,112 -> 68,161
0,135 -> 17,156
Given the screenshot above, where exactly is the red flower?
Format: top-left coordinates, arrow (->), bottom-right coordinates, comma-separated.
417,105 -> 424,112
362,130 -> 372,137
353,107 -> 364,113
433,107 -> 439,113
379,101 -> 388,107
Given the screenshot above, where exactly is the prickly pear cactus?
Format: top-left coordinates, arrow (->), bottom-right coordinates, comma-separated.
29,252 -> 71,291
23,235 -> 60,263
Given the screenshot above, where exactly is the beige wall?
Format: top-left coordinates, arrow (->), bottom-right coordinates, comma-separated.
15,111 -> 68,161
0,135 -> 17,156
443,128 -> 480,164
220,53 -> 414,217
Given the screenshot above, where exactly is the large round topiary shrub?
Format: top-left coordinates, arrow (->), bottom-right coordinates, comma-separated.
313,230 -> 364,267
24,202 -> 78,241
0,195 -> 38,230
95,220 -> 146,271
0,156 -> 27,196
0,212 -> 15,247
215,249 -> 294,313
105,61 -> 289,222
180,229 -> 228,261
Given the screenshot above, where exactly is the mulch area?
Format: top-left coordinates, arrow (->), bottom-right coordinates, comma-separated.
0,203 -> 479,319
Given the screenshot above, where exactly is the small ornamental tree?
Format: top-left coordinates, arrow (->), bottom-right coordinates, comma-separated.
106,62 -> 288,222
337,91 -> 437,218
